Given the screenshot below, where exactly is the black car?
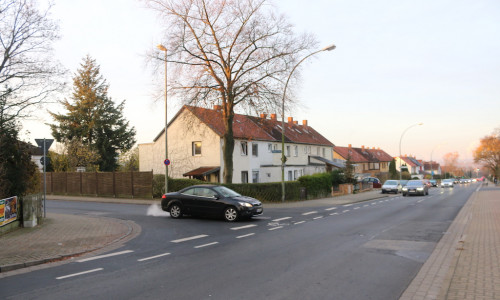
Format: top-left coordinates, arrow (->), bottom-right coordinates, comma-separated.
402,180 -> 429,196
161,185 -> 263,222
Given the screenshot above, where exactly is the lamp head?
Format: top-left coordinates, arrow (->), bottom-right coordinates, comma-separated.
157,44 -> 167,52
322,44 -> 336,51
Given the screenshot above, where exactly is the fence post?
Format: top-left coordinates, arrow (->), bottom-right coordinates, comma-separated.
131,171 -> 135,198
95,172 -> 98,196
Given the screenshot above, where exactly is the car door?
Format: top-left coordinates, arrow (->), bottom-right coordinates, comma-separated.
191,187 -> 222,216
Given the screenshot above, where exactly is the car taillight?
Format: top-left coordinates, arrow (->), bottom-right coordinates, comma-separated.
162,194 -> 167,199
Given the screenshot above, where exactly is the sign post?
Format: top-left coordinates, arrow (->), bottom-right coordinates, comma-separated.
35,139 -> 53,218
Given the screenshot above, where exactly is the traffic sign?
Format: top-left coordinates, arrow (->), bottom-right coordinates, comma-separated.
35,139 -> 54,155
164,159 -> 171,166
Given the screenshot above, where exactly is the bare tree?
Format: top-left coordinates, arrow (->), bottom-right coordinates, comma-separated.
0,0 -> 65,130
145,0 -> 317,183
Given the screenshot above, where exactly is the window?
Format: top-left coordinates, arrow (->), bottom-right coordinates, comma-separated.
195,188 -> 216,197
322,148 -> 326,157
294,146 -> 298,157
241,171 -> 248,183
241,141 -> 248,156
317,147 -> 320,155
288,171 -> 293,181
286,145 -> 291,157
252,171 -> 259,183
192,141 -> 202,156
252,143 -> 258,157
293,170 -> 298,180
273,144 -> 278,151
268,143 -> 272,152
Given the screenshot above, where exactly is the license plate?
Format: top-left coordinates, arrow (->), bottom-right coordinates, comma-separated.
256,208 -> 262,213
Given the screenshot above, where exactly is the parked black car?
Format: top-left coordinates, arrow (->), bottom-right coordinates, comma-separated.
161,185 -> 263,222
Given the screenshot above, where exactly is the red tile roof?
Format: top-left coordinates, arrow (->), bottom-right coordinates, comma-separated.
180,105 -> 334,146
334,146 -> 393,163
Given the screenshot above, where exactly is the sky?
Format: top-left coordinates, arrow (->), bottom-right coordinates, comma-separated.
20,0 -> 500,166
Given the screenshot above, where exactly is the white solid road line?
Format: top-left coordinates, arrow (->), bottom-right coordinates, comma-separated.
171,235 -> 208,243
272,217 -> 292,222
230,224 -> 257,230
302,211 -> 318,215
77,250 -> 134,263
137,253 -> 171,262
194,242 -> 219,248
56,268 -> 103,280
236,233 -> 255,239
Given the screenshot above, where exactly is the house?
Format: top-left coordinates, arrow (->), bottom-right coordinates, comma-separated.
395,155 -> 423,175
138,105 -> 341,183
333,144 -> 393,178
422,161 -> 442,177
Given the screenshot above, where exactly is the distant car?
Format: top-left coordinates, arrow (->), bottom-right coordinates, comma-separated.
429,179 -> 438,187
161,185 -> 263,222
459,179 -> 468,184
441,179 -> 454,188
360,177 -> 382,188
402,180 -> 429,196
381,180 -> 402,194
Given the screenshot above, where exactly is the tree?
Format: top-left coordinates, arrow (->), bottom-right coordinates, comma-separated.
145,0 -> 316,183
0,0 -> 65,131
118,147 -> 139,171
344,154 -> 356,184
474,131 -> 500,180
0,121 -> 39,198
388,158 -> 399,179
443,152 -> 460,177
50,56 -> 136,171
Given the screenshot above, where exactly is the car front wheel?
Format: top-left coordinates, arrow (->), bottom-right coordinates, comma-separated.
224,206 -> 239,222
169,204 -> 182,219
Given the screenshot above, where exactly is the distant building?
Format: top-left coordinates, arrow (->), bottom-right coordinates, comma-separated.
333,144 -> 393,178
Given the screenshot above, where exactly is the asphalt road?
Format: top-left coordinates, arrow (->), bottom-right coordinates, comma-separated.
2,184 -> 477,300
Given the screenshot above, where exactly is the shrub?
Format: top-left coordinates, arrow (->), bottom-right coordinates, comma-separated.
152,175 -> 205,198
224,181 -> 302,202
298,172 -> 332,199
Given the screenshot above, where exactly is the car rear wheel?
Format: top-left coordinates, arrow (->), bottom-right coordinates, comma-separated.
224,206 -> 239,222
169,204 -> 182,219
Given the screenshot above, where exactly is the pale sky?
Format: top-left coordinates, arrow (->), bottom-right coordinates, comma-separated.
20,0 -> 500,166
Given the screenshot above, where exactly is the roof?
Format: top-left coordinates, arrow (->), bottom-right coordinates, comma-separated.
400,156 -> 422,167
183,166 -> 220,177
309,156 -> 345,168
334,146 -> 393,163
423,161 -> 441,170
156,105 -> 334,147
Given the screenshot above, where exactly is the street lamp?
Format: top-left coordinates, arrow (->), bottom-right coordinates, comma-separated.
398,122 -> 423,182
157,44 -> 168,194
281,44 -> 336,202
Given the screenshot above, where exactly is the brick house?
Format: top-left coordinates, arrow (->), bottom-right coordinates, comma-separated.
333,144 -> 393,178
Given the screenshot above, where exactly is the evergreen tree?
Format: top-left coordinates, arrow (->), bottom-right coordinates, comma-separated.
50,56 -> 136,171
389,158 -> 399,179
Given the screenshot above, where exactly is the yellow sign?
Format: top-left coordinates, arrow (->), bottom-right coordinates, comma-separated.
0,197 -> 17,227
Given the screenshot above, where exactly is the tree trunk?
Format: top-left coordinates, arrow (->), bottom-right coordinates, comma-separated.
222,113 -> 234,183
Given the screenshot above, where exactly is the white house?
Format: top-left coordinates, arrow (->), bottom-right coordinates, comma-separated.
395,155 -> 423,175
139,105 -> 340,183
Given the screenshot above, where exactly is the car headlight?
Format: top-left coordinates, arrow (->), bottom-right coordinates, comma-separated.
417,187 -> 424,191
238,202 -> 252,208
402,187 -> 408,191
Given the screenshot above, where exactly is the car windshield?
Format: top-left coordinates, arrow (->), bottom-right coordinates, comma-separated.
443,179 -> 453,182
384,180 -> 398,185
213,186 -> 241,197
407,181 -> 423,186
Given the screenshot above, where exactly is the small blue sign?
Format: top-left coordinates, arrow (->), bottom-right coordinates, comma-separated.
164,159 -> 171,166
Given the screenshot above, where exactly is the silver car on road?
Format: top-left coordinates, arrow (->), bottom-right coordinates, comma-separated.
381,180 -> 402,194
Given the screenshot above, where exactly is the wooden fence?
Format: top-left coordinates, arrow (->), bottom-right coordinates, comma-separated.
41,171 -> 153,198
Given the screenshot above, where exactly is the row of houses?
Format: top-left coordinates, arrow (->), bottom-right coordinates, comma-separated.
138,105 -> 441,183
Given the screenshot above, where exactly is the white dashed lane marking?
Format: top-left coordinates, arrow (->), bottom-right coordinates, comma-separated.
230,224 -> 257,230
56,268 -> 103,280
138,253 -> 171,262
272,217 -> 292,222
236,233 -> 255,239
194,242 -> 219,249
77,250 -> 134,263
302,211 -> 318,216
269,226 -> 283,231
325,207 -> 337,211
171,235 -> 208,243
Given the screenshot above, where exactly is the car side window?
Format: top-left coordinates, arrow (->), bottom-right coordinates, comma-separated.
195,188 -> 217,198
181,188 -> 196,195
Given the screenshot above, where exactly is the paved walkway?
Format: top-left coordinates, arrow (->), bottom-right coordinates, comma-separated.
1,184 -> 499,300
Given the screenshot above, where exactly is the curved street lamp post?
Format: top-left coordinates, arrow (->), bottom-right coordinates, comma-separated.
281,44 -> 336,202
399,123 -> 423,182
157,44 -> 168,194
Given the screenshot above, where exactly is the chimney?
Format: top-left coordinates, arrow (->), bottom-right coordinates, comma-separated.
361,145 -> 365,150
372,147 -> 375,149
260,113 -> 267,119
348,144 -> 352,148
288,117 -> 293,124
378,147 -> 380,150
302,120 -> 308,126
293,120 -> 298,125
270,113 -> 277,120
213,104 -> 221,111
